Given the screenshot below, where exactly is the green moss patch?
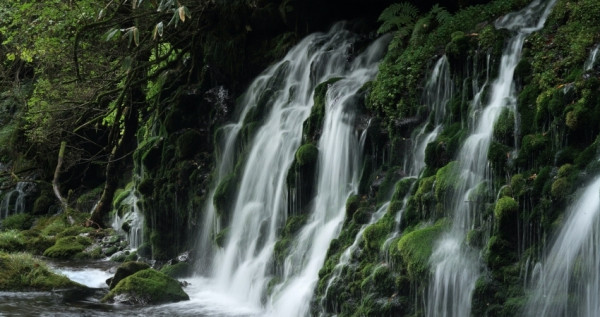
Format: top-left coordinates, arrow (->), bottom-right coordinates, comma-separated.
43,236 -> 92,259
394,220 -> 447,281
1,213 -> 34,230
0,230 -> 26,252
0,251 -> 85,291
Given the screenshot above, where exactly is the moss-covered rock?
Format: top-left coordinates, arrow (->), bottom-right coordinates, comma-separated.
393,220 -> 447,281
43,236 -> 92,259
102,268 -> 189,304
160,262 -> 191,278
362,214 -> 394,253
303,77 -> 342,142
493,197 -> 518,241
32,194 -> 54,215
295,143 -> 318,167
0,251 -> 85,291
108,261 -> 151,290
434,161 -> 460,206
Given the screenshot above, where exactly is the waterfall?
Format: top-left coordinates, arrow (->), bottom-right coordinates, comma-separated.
0,182 -> 31,219
198,23 -> 387,314
407,55 -> 452,177
426,1 -> 557,316
523,175 -> 600,316
584,44 -> 599,71
266,54 -> 383,316
111,190 -> 145,249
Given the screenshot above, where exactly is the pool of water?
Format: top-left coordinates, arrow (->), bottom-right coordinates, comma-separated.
0,261 -> 264,316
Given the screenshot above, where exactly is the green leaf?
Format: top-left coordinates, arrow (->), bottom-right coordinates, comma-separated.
105,28 -> 120,41
153,22 -> 164,40
133,27 -> 139,46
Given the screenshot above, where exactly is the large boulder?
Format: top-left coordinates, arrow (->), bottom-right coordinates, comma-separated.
102,268 -> 189,305
107,261 -> 150,290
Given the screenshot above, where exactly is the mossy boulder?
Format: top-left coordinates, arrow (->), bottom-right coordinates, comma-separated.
303,77 -> 342,142
485,235 -> 516,270
43,236 -> 92,259
295,143 -> 318,167
550,177 -> 571,200
493,108 -> 515,146
102,268 -> 189,305
394,220 -> 447,281
32,194 -> 54,215
108,261 -> 151,290
160,262 -> 191,278
362,214 -> 394,252
493,197 -> 518,241
345,194 -> 361,218
434,161 -> 460,205
0,252 -> 85,291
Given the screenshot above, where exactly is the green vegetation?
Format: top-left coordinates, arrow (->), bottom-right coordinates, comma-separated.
0,251 -> 85,291
393,220 -> 447,281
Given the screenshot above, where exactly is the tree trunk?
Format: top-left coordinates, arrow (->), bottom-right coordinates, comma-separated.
88,66 -> 143,228
52,141 -> 68,210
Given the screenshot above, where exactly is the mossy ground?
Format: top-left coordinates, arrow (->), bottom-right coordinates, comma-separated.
0,251 -> 85,291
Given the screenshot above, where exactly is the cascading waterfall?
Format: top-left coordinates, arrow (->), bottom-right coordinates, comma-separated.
584,44 -> 599,71
111,190 -> 145,249
0,182 -> 31,219
267,40 -> 387,316
407,55 -> 452,177
383,55 -> 453,251
523,175 -> 600,316
426,1 -> 557,316
200,23 -> 387,314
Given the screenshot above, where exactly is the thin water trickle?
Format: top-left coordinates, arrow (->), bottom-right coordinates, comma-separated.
584,44 -> 599,71
426,1 -> 557,316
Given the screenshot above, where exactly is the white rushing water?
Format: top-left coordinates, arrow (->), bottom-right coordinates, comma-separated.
426,1 -> 557,316
408,55 -> 452,176
0,182 -> 30,219
523,175 -> 600,316
193,23 -> 387,315
111,190 -> 145,250
584,44 -> 599,71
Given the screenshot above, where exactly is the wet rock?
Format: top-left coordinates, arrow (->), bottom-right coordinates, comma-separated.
107,261 -> 151,290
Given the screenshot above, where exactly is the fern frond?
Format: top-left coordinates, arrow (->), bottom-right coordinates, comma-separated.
377,2 -> 420,34
398,2 -> 419,19
378,3 -> 403,21
431,4 -> 452,24
378,22 -> 395,35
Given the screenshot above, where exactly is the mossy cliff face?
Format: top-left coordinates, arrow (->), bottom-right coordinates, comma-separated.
315,0 -> 600,316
